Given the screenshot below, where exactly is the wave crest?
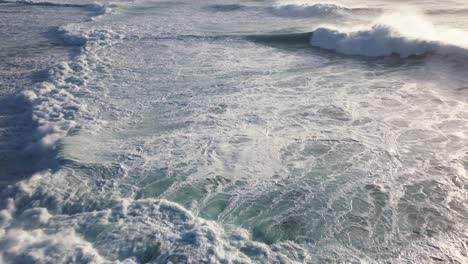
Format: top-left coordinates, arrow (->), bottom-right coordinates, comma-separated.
310,25 -> 441,57
270,1 -> 374,17
309,10 -> 468,58
272,3 -> 348,17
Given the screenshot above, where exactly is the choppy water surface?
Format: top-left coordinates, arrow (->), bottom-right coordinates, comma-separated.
0,0 -> 467,263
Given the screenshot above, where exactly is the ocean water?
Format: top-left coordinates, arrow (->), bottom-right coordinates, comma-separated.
0,0 -> 467,263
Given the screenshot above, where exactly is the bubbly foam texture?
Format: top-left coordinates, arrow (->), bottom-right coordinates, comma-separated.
310,9 -> 468,57
18,6 -> 123,157
51,27 -> 465,263
1,2 -> 309,263
272,3 -> 348,17
269,0 -> 371,17
22,61 -> 86,153
1,1 -> 468,263
0,0 -> 119,162
0,172 -> 309,263
311,25 -> 440,57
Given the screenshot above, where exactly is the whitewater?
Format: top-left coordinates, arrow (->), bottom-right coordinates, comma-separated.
0,0 -> 467,263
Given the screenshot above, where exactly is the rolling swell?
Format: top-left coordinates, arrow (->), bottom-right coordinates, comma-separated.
126,28 -> 468,59
208,3 -> 246,12
247,32 -> 312,45
0,0 -> 106,13
244,27 -> 468,59
309,26 -> 468,58
270,2 -> 380,18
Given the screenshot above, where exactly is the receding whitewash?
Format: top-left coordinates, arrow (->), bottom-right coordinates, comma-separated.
0,172 -> 310,263
1,229 -> 106,263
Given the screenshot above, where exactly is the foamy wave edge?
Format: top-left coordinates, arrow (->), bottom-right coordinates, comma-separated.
0,171 -> 311,263
12,0 -> 120,155
270,2 -> 375,17
310,25 -> 468,58
0,3 -> 119,262
0,2 -> 314,263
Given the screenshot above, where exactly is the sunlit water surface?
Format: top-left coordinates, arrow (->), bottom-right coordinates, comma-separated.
0,0 -> 467,263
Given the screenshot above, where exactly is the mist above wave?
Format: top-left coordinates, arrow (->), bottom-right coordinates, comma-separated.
310,9 -> 468,57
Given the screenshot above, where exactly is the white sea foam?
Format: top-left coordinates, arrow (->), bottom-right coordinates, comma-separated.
272,3 -> 348,17
1,3 -> 310,262
310,9 -> 468,57
2,1 -> 468,263
269,0 -> 371,17
0,172 -> 309,263
310,25 -> 440,57
16,6 -> 123,157
1,229 -> 105,263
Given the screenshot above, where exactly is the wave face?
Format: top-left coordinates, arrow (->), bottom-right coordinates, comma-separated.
309,10 -> 468,57
310,25 -> 439,57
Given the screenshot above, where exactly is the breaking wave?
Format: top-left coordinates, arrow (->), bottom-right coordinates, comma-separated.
0,171 -> 311,263
310,25 -> 441,57
270,1 -> 376,17
309,10 -> 468,57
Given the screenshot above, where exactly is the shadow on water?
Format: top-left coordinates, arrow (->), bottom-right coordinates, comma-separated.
0,4 -> 92,190
0,94 -> 59,190
207,4 -> 246,12
0,40 -> 81,192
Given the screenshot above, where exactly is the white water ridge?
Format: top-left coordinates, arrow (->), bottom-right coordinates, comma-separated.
310,10 -> 468,57
270,0 -> 375,18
